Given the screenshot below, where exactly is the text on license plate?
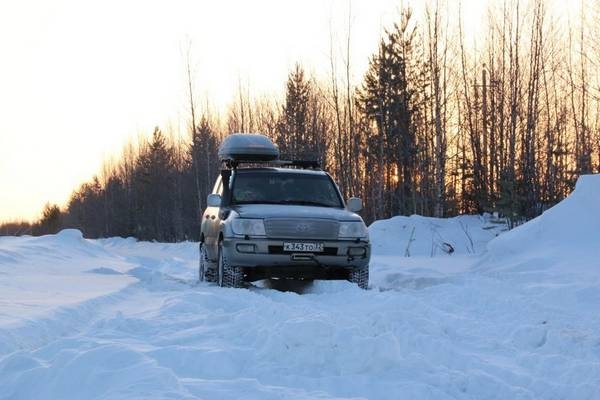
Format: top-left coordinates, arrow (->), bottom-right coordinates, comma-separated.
283,242 -> 324,252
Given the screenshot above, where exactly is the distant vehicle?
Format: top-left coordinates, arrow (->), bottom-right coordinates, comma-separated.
199,133 -> 370,289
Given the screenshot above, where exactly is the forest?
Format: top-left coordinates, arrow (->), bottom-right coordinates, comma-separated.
3,0 -> 599,241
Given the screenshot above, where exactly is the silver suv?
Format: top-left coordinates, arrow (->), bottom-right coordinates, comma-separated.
199,134 -> 370,289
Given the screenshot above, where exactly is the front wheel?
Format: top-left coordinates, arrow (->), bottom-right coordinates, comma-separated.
348,265 -> 369,290
217,242 -> 244,288
199,242 -> 217,283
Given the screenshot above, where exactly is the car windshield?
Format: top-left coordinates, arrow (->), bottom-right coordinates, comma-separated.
231,171 -> 343,208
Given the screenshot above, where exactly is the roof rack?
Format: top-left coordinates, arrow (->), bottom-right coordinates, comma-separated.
271,160 -> 320,169
222,159 -> 320,170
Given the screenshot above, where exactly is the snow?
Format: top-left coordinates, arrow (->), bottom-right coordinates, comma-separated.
1,175 -> 600,399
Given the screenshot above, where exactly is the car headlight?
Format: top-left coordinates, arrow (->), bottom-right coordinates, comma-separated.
338,221 -> 368,239
231,218 -> 266,236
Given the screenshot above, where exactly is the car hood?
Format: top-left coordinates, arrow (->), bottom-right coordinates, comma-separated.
232,204 -> 363,222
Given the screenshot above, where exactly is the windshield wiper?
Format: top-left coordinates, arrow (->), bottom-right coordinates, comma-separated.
278,200 -> 338,207
233,200 -> 282,205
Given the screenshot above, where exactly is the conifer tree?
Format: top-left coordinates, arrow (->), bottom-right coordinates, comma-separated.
36,203 -> 62,235
133,127 -> 176,241
277,63 -> 325,162
357,9 -> 420,217
189,116 -> 220,213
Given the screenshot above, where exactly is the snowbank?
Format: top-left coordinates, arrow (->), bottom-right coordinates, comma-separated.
0,229 -> 137,329
368,214 -> 507,290
369,214 -> 506,257
483,174 -> 600,275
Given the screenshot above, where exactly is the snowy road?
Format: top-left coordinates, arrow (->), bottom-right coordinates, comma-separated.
1,176 -> 600,399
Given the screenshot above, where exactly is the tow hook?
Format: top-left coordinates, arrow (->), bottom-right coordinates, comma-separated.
291,253 -> 314,262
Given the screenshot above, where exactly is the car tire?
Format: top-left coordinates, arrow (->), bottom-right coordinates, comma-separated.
349,265 -> 369,290
217,242 -> 244,288
199,242 -> 217,283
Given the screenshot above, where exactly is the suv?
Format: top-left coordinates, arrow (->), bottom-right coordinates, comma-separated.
199,134 -> 370,289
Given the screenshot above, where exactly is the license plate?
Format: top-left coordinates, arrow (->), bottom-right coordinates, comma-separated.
283,242 -> 324,252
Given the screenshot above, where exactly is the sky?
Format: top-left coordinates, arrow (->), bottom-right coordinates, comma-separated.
0,0 -> 487,223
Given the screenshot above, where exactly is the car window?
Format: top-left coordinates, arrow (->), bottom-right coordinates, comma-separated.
231,172 -> 343,208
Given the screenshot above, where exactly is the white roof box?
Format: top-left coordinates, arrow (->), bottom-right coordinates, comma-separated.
218,133 -> 279,162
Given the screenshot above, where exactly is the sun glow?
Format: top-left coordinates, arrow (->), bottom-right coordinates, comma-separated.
0,0 -> 491,222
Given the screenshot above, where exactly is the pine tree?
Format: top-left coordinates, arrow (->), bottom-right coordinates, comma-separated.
133,127 -> 176,241
189,117 -> 220,229
357,9 -> 420,217
36,203 -> 62,235
277,63 -> 325,163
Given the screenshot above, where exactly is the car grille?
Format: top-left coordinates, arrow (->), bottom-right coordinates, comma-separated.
264,219 -> 339,240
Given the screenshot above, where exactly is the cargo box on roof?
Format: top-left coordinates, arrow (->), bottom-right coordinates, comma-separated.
218,133 -> 279,162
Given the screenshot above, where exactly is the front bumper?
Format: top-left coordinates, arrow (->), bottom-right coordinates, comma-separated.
221,236 -> 370,269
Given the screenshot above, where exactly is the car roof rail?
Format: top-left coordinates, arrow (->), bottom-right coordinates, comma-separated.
221,159 -> 321,170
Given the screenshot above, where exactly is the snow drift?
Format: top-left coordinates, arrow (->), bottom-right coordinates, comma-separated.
490,174 -> 599,253
369,214 -> 506,257
483,174 -> 600,279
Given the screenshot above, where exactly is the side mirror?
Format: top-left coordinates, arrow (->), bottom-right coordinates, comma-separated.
207,194 -> 222,207
347,197 -> 362,212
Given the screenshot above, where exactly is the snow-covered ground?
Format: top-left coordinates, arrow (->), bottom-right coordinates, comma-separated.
1,176 -> 599,399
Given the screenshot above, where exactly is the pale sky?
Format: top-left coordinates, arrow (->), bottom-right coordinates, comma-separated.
0,0 -> 487,223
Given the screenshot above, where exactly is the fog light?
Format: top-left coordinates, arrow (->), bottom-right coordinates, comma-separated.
348,247 -> 366,256
236,244 -> 256,253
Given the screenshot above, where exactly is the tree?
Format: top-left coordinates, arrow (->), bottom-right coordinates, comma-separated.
36,203 -> 62,235
357,8 -> 421,218
425,0 -> 450,217
277,64 -> 326,163
133,127 -> 177,241
189,116 -> 220,222
64,177 -> 104,237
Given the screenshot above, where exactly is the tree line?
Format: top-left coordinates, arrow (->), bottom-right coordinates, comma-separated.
3,0 -> 599,239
